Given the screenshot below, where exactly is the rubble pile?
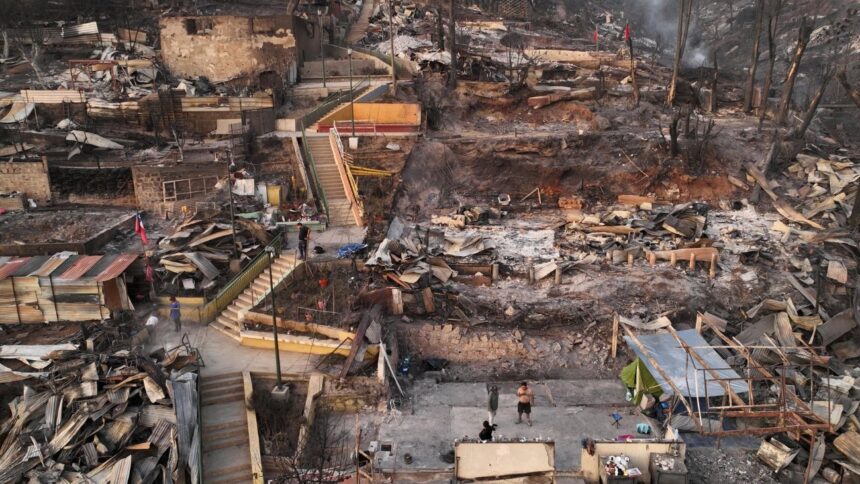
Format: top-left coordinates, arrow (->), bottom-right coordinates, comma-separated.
154,205 -> 275,294
0,318 -> 202,483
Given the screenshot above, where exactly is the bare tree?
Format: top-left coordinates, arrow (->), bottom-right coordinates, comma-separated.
838,69 -> 860,110
742,0 -> 765,112
775,17 -> 814,125
276,404 -> 353,484
447,0 -> 457,88
788,65 -> 834,139
667,0 -> 694,106
758,0 -> 783,128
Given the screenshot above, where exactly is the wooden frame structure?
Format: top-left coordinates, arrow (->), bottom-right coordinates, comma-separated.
622,320 -> 832,439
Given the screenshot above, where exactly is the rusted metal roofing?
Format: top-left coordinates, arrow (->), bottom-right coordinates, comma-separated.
57,255 -> 102,281
0,258 -> 29,281
0,253 -> 137,282
94,254 -> 137,282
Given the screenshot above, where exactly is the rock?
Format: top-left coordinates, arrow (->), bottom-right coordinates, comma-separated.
504,305 -> 515,316
592,115 -> 611,131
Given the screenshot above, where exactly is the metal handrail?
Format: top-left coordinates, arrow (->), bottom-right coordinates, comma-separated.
299,122 -> 330,222
329,126 -> 364,219
202,233 -> 284,323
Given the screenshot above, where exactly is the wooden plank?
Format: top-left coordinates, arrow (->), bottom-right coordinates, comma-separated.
835,431 -> 860,465
787,274 -> 830,319
338,306 -> 377,379
243,372 -> 264,484
421,287 -> 435,313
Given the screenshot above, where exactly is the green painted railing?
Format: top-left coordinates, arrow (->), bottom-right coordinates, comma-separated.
202,233 -> 284,324
297,77 -> 370,225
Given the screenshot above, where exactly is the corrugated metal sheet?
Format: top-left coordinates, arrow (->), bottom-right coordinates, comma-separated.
12,257 -> 48,277
0,258 -> 29,281
57,255 -> 102,280
29,253 -> 76,277
0,253 -> 136,282
95,254 -> 137,282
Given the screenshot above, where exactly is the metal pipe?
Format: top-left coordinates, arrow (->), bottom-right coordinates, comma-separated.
267,248 -> 283,388
388,0 -> 397,93
319,10 -> 326,88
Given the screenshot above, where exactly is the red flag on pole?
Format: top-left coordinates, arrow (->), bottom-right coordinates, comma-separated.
593,29 -> 598,43
624,23 -> 631,42
134,213 -> 149,246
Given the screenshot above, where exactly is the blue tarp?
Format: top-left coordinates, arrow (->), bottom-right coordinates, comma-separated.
338,243 -> 368,258
623,329 -> 748,397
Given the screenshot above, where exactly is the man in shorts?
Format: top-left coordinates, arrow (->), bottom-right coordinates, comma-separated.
516,381 -> 534,426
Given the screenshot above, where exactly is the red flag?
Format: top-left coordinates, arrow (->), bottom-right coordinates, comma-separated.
593,29 -> 598,43
624,23 -> 631,42
134,214 -> 149,246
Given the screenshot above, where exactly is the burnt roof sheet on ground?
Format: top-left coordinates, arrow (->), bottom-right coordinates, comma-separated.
623,328 -> 748,397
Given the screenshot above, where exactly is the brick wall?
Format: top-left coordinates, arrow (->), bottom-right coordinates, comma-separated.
132,163 -> 228,212
0,159 -> 52,202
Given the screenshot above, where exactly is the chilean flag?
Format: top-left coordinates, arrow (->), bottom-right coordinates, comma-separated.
134,213 -> 149,246
625,23 -> 631,42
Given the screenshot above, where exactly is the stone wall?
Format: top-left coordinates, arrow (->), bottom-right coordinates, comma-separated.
0,159 -> 52,202
132,163 -> 228,213
159,15 -> 297,83
396,323 -> 529,364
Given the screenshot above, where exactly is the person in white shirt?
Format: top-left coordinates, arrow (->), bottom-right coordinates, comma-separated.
145,313 -> 159,344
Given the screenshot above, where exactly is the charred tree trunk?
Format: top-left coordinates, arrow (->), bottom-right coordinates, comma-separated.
758,7 -> 779,128
667,0 -> 694,106
447,0 -> 457,88
776,18 -> 813,125
435,7 -> 444,50
850,183 -> 860,229
669,110 -> 681,156
790,69 -> 833,139
743,0 -> 765,113
628,38 -> 640,107
710,52 -> 718,113
837,69 -> 860,111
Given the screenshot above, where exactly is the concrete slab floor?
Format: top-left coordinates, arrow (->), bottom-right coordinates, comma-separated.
145,319 -> 321,377
282,225 -> 366,260
368,378 -> 654,473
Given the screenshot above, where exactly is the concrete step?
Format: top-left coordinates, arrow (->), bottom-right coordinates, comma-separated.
202,371 -> 242,383
203,462 -> 252,483
203,428 -> 249,452
210,320 -> 240,341
200,377 -> 243,393
203,419 -> 246,435
202,389 -> 245,406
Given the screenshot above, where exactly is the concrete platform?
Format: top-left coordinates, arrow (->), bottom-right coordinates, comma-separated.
372,379 -> 653,472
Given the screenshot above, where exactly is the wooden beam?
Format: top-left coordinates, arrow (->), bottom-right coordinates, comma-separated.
610,314 -> 619,358
621,324 -> 698,421
665,325 -> 746,408
243,372 -> 264,484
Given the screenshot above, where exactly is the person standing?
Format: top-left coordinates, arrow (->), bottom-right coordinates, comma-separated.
486,383 -> 499,426
145,312 -> 159,344
516,381 -> 534,426
169,296 -> 181,332
297,222 -> 310,260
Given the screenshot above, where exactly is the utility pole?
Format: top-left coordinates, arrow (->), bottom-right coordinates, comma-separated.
227,152 -> 239,258
348,48 -> 356,137
266,246 -> 283,389
447,0 -> 457,88
388,0 -> 397,94
319,9 -> 326,88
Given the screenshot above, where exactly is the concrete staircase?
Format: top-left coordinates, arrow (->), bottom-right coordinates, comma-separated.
201,372 -> 253,484
346,0 -> 375,44
210,253 -> 299,341
305,136 -> 356,226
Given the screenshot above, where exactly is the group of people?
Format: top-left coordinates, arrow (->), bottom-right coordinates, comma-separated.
479,381 -> 535,442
